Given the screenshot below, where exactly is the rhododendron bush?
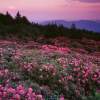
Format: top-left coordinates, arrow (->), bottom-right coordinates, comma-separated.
0,40 -> 100,100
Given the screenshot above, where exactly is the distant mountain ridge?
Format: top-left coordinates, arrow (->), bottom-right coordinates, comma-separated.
41,20 -> 100,33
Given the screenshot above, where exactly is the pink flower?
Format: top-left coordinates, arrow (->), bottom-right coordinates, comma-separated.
14,94 -> 21,100
28,88 -> 33,94
18,89 -> 25,95
60,96 -> 64,100
36,94 -> 43,100
7,87 -> 16,94
4,69 -> 9,74
17,85 -> 25,95
0,71 -> 3,76
67,75 -> 73,80
3,92 -> 7,97
17,85 -> 24,90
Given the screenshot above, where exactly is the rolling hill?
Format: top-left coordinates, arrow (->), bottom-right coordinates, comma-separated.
41,20 -> 100,33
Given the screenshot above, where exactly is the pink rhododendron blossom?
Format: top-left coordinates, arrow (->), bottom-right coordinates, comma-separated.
60,96 -> 65,100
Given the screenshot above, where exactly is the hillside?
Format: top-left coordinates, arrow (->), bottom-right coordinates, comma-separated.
0,12 -> 100,100
41,20 -> 100,33
0,12 -> 100,41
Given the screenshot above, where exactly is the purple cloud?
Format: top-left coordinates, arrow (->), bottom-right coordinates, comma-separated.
77,0 -> 100,3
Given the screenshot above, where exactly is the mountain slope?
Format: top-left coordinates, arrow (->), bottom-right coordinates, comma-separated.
41,20 -> 100,33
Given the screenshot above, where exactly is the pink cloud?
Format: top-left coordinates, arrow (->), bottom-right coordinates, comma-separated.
8,6 -> 16,10
0,0 -> 100,21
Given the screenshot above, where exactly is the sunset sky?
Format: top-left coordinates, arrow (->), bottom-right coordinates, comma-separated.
0,0 -> 100,22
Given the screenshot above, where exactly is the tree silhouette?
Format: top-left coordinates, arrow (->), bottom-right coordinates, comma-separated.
6,11 -> 10,17
15,11 -> 30,24
5,11 -> 14,24
71,23 -> 76,30
21,16 -> 30,24
15,11 -> 22,24
16,11 -> 21,19
0,12 -> 100,40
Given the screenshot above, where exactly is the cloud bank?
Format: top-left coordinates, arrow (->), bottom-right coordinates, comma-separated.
76,0 -> 100,3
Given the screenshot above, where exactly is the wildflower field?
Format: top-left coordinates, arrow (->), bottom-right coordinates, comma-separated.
0,38 -> 100,100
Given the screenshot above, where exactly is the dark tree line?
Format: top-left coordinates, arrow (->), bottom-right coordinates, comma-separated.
0,11 -> 30,25
0,11 -> 100,40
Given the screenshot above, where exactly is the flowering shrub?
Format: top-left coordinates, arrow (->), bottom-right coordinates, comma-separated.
41,45 -> 71,54
0,84 -> 44,100
0,40 -> 100,100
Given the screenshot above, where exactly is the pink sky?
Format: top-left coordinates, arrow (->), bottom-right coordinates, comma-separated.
0,0 -> 100,21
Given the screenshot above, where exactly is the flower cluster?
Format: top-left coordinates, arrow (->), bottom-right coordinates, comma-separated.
42,45 -> 71,54
0,84 -> 44,100
0,40 -> 100,100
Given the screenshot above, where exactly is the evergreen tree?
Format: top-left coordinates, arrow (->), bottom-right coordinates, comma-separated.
6,11 -> 10,16
5,11 -> 14,24
16,11 -> 21,19
0,13 -> 5,24
15,11 -> 21,24
71,23 -> 76,30
22,16 -> 30,24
